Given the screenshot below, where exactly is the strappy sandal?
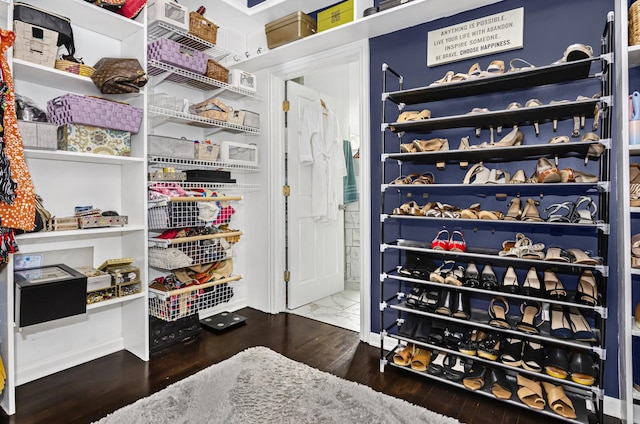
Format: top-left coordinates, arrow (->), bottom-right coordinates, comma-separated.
544,269 -> 567,300
520,198 -> 543,222
544,247 -> 573,264
462,363 -> 486,390
393,344 -> 414,366
500,338 -> 523,367
521,341 -> 544,373
517,374 -> 546,410
503,197 -> 522,221
489,368 -> 514,400
575,270 -> 599,306
400,143 -> 417,153
478,210 -> 504,220
429,70 -> 454,86
460,203 -> 480,219
389,173 -> 419,185
397,109 -> 431,122
429,260 -> 456,284
459,328 -> 487,356
410,347 -> 432,372
570,195 -> 598,224
412,172 -> 435,185
413,138 -> 449,152
485,60 -> 505,75
444,265 -> 466,286
508,58 -> 535,72
488,296 -> 511,329
515,300 -> 543,335
568,306 -> 597,342
463,162 -> 491,184
542,382 -> 577,419
392,201 -> 419,215
431,229 -> 450,250
543,201 -> 574,222
567,248 -> 601,265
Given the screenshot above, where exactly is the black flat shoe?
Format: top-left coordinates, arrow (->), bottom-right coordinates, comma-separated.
521,341 -> 544,373
463,362 -> 486,390
569,351 -> 596,386
481,264 -> 499,290
500,266 -> 520,294
463,261 -> 481,288
545,347 -> 569,379
452,290 -> 471,320
443,355 -> 466,381
500,338 -> 523,367
489,368 -> 514,400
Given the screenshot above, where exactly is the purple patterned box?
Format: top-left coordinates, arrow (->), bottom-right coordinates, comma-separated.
147,38 -> 208,75
47,94 -> 143,134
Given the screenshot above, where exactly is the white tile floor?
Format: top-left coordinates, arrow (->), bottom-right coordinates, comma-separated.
289,283 -> 360,332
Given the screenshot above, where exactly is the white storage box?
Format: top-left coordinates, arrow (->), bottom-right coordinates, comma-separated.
219,141 -> 258,166
148,0 -> 189,31
18,120 -> 57,150
13,20 -> 58,68
148,135 -> 195,159
228,69 -> 257,92
228,110 -> 260,128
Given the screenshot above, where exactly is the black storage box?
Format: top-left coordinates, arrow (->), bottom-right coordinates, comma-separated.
149,314 -> 202,354
14,264 -> 87,327
185,169 -> 236,183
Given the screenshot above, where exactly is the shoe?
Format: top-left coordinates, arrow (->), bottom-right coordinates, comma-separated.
413,138 -> 449,152
567,306 -> 597,342
477,332 -> 503,361
478,209 -> 504,220
500,266 -> 520,294
525,99 -> 543,135
575,270 -> 599,306
429,70 -> 454,86
521,198 -> 543,222
459,329 -> 487,356
463,162 -> 491,184
567,248 -> 601,265
544,247 -> 573,263
486,168 -> 510,184
500,338 -> 523,367
443,355 -> 466,381
448,230 -> 466,252
492,128 -> 524,147
463,362 -> 486,390
397,109 -> 431,122
467,62 -> 482,78
569,351 -> 596,386
430,260 -> 456,284
545,347 -> 569,379
508,58 -> 535,72
489,368 -> 514,400
444,265 -> 466,286
497,102 -> 522,134
460,203 -> 481,219
554,43 -> 593,64
463,262 -> 481,288
516,301 -> 543,335
548,135 -> 570,144
503,197 -> 522,221
488,296 -> 511,329
542,381 -> 577,419
481,264 -> 499,290
393,344 -> 414,366
410,347 -> 432,372
550,305 -> 574,339
509,169 -> 527,184
389,174 -> 420,185
431,229 -> 450,250
570,195 -> 597,224
521,341 -> 544,373
398,314 -> 418,338
399,143 -> 417,153
521,267 -> 542,297
414,317 -> 433,343
435,288 -> 454,316
392,200 -> 419,215
535,158 -> 561,183
543,201 -> 574,222
451,291 -> 471,320
517,375 -> 546,410
544,270 -> 567,300
411,173 -> 435,185
485,59 -> 505,75
427,351 -> 447,375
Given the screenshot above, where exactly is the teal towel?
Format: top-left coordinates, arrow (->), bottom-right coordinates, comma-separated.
343,140 -> 358,204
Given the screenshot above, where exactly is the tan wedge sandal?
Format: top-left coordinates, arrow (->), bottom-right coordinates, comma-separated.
517,374 -> 546,410
542,382 -> 577,419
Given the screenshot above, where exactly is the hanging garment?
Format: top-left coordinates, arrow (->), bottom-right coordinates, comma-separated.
0,30 -> 35,231
0,86 -> 17,205
300,100 -> 346,222
342,139 -> 358,204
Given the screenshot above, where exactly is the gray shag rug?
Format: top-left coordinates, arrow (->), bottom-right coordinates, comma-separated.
94,346 -> 460,424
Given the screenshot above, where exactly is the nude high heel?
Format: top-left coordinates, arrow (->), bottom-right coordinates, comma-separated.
521,198 -> 543,222
492,128 -> 524,147
525,99 -> 543,135
458,136 -> 470,169
503,197 -> 522,221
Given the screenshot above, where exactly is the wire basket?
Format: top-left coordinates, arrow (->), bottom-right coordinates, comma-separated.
631,1 -> 640,46
148,196 -> 239,229
149,277 -> 238,321
206,59 -> 228,83
55,60 -> 96,77
189,12 -> 218,44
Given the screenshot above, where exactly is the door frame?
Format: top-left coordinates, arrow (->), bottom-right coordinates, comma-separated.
265,39 -> 371,342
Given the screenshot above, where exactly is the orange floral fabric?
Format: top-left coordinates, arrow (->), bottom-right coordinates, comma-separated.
0,30 -> 34,231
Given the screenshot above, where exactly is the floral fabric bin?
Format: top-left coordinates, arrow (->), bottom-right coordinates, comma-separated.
57,124 -> 132,156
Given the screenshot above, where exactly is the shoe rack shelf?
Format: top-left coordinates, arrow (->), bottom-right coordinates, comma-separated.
148,106 -> 261,135
377,17 -> 612,424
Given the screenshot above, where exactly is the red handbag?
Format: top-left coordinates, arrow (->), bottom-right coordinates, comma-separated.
117,0 -> 146,18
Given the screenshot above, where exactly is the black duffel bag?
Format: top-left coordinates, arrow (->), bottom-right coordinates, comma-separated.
14,2 -> 75,56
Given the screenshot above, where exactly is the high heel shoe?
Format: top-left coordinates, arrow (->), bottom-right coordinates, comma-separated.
458,136 -> 470,168
463,262 -> 481,288
486,60 -> 505,75
567,306 -> 597,342
500,266 -> 520,294
430,260 -> 456,284
521,198 -> 543,222
497,102 -> 522,134
544,270 -> 567,300
488,296 -> 511,329
525,99 -> 543,135
412,138 -> 449,152
431,229 -> 450,250
448,230 -> 466,252
516,300 -> 543,335
460,203 -> 481,219
452,290 -> 471,319
509,169 -> 526,184
575,270 -> 599,306
463,162 -> 491,184
481,264 -> 499,290
503,197 -> 522,221
535,158 -> 561,183
492,127 -> 524,147
522,267 -> 542,297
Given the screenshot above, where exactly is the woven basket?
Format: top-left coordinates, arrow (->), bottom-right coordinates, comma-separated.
631,1 -> 640,46
206,59 -> 229,83
55,60 -> 96,77
189,12 -> 218,44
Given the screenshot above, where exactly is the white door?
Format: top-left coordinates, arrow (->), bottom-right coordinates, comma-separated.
286,80 -> 345,309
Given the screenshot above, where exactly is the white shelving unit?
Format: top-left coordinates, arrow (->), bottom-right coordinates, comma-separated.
0,0 -> 149,416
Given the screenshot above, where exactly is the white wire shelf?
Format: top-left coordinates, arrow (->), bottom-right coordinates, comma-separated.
148,181 -> 260,192
148,155 -> 260,172
147,21 -> 231,63
148,106 -> 261,134
148,59 -> 260,100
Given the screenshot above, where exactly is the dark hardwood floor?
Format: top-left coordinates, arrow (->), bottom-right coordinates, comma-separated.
0,308 -> 618,424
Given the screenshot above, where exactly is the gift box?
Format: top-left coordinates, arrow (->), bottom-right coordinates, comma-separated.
265,11 -> 316,49
98,258 -> 141,285
18,120 -> 57,150
57,124 -> 132,156
228,69 -> 257,92
190,96 -> 230,122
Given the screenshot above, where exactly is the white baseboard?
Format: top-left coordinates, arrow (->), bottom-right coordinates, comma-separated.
366,332 -> 623,419
16,339 -> 124,386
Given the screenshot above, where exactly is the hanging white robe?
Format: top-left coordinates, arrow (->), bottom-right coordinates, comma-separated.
300,100 -> 346,222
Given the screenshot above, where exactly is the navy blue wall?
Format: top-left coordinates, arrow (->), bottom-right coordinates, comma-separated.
369,0 -> 618,397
